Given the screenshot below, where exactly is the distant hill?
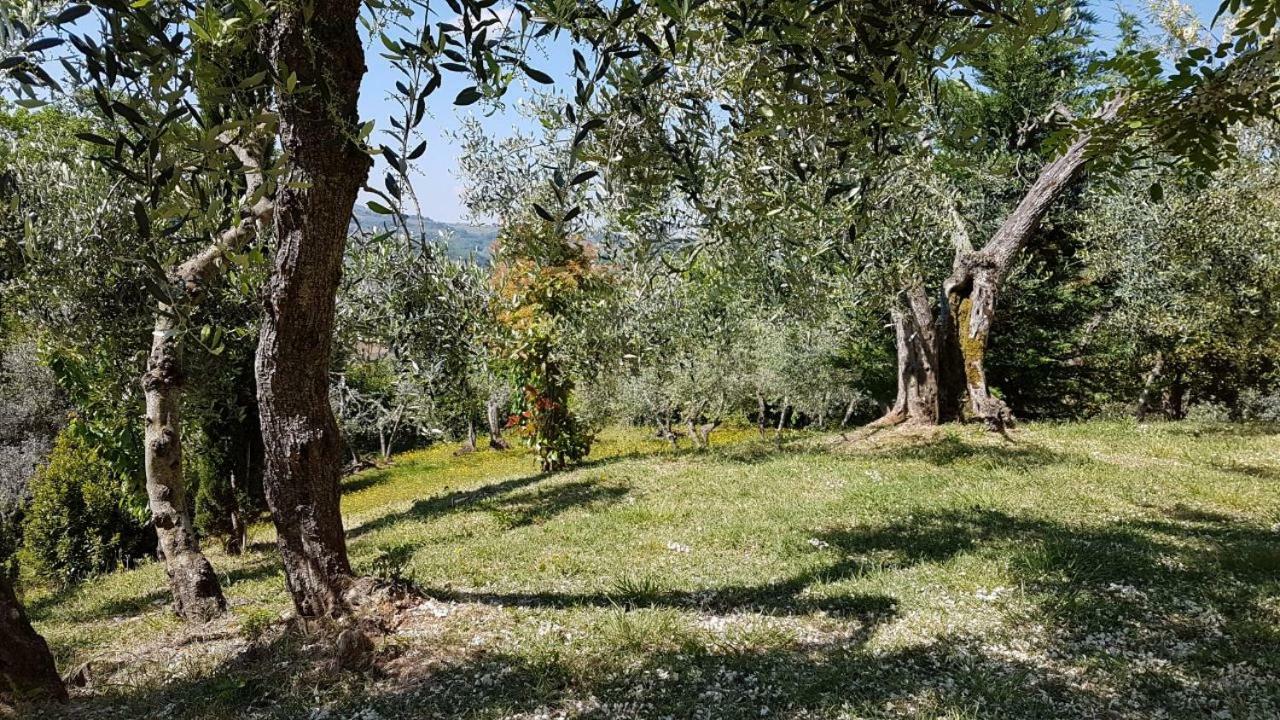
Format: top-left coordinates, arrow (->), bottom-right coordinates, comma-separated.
350,204 -> 498,261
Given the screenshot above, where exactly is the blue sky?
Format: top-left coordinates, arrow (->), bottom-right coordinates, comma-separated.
361,0 -> 1224,223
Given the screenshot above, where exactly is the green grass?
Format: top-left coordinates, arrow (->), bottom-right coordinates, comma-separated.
18,421 -> 1280,719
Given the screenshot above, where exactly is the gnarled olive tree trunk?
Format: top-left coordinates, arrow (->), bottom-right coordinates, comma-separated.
0,575 -> 65,703
877,285 -> 948,426
875,98 -> 1122,431
257,0 -> 371,618
143,139 -> 271,622
943,99 -> 1121,430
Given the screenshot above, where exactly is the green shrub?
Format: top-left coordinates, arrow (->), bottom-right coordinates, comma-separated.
190,446 -> 233,542
0,504 -> 21,582
190,420 -> 263,554
22,431 -> 151,586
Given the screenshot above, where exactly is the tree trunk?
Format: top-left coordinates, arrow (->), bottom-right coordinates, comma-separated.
840,397 -> 856,428
226,470 -> 246,557
142,322 -> 226,622
456,417 -> 478,454
138,136 -> 270,621
943,266 -> 1014,431
775,399 -> 791,445
486,398 -> 509,449
942,96 -> 1124,431
1163,373 -> 1187,420
686,417 -> 702,449
657,409 -> 679,449
257,0 -> 370,619
0,575 -> 66,703
685,401 -> 716,449
692,420 -> 718,448
876,285 -> 947,426
1136,352 -> 1165,421
757,393 -> 768,438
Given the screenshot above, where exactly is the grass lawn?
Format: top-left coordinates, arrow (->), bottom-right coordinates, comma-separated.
16,420 -> 1280,719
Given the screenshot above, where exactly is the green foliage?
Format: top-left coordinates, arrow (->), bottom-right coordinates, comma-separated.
2,100 -> 269,539
22,430 -> 151,587
1077,128 -> 1280,416
0,503 -> 21,583
189,450 -> 230,545
368,543 -> 416,584
235,607 -> 276,644
1,105 -> 151,506
491,223 -> 606,471
189,402 -> 262,551
334,231 -> 500,460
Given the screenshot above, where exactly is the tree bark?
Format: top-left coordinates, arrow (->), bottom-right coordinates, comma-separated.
840,397 -> 856,428
0,575 -> 66,703
226,467 -> 246,556
757,393 -> 768,438
1163,372 -> 1187,420
657,409 -> 679,449
941,96 -> 1124,431
1136,352 -> 1165,421
684,401 -> 717,449
775,398 -> 791,445
485,397 -> 509,450
456,417 -> 478,454
257,0 -> 370,618
876,285 -> 948,426
141,137 -> 270,622
143,323 -> 226,622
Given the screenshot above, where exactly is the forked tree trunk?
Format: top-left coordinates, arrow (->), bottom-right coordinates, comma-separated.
943,265 -> 1015,431
486,398 -> 509,449
687,419 -> 719,448
257,0 -> 371,618
941,96 -> 1124,431
141,138 -> 270,621
0,576 -> 66,703
685,401 -> 718,449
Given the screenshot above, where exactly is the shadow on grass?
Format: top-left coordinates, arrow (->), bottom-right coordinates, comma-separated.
1208,459 -> 1280,482
341,469 -> 397,495
710,433 -> 1079,473
867,434 -> 1077,469
23,622 -> 1101,720
347,452 -> 648,539
486,479 -> 631,529
29,554 -> 284,626
420,580 -> 898,619
412,504 -> 1280,715
27,503 -> 1280,719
